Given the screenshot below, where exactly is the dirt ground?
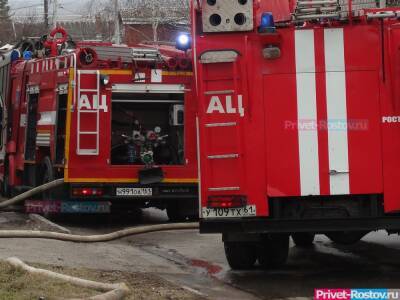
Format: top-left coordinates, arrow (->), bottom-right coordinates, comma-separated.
0,212 -> 205,300
0,260 -> 204,300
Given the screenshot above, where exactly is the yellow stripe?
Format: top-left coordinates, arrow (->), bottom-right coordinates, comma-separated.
162,71 -> 193,76
100,70 -> 192,76
63,68 -> 74,180
100,70 -> 133,75
65,178 -> 198,184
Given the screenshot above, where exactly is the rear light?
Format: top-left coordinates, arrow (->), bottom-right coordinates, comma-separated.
72,188 -> 104,197
207,195 -> 247,209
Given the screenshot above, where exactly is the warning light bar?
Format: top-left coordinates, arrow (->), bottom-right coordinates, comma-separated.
207,195 -> 247,209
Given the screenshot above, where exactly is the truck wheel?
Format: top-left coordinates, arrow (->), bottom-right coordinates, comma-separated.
326,231 -> 368,245
224,242 -> 257,270
292,233 -> 315,247
1,173 -> 10,198
257,234 -> 289,269
41,157 -> 55,201
166,202 -> 186,222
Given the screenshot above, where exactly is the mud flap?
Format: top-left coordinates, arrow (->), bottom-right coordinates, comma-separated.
139,167 -> 164,185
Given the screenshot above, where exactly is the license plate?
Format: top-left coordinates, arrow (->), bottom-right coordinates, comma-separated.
202,205 -> 256,218
116,187 -> 153,196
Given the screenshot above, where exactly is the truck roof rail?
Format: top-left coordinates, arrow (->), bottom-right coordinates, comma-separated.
293,0 -> 379,21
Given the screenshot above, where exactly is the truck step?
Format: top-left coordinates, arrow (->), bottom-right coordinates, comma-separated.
208,187 -> 240,192
207,154 -> 239,160
205,122 -> 237,128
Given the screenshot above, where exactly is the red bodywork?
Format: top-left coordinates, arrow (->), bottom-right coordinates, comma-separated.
193,0 -> 400,232
0,35 -> 198,215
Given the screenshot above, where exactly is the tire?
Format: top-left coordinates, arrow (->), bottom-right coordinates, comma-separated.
326,231 -> 368,245
292,233 -> 315,247
41,156 -> 55,201
166,201 -> 187,222
166,200 -> 199,222
257,234 -> 289,269
224,242 -> 257,270
1,172 -> 10,198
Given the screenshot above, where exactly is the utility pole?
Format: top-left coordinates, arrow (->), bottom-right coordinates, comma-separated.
52,0 -> 58,28
44,0 -> 49,30
113,0 -> 121,44
151,1 -> 158,42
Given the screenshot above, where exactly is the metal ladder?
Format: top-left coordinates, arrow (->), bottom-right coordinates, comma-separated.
294,0 -> 341,20
76,70 -> 100,156
198,54 -> 247,194
293,0 -> 379,21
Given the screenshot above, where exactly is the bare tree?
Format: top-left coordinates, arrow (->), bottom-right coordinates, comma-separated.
122,0 -> 189,42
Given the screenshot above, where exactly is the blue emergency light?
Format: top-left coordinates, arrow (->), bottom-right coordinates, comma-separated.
259,12 -> 276,33
176,33 -> 192,51
23,51 -> 33,60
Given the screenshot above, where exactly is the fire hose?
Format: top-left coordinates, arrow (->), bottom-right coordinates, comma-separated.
6,257 -> 130,300
0,179 -> 200,300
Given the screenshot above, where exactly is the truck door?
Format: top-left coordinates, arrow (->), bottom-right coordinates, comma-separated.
0,96 -> 6,161
0,54 -> 11,163
25,86 -> 39,162
381,24 -> 400,212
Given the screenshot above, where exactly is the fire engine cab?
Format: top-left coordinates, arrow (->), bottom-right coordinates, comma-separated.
193,0 -> 400,269
0,28 -> 198,220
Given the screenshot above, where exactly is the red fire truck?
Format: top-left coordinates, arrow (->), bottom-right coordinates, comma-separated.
0,28 -> 198,220
193,0 -> 400,269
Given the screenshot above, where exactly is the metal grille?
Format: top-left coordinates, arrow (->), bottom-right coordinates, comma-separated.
201,0 -> 254,33
293,0 -> 378,21
339,0 -> 378,17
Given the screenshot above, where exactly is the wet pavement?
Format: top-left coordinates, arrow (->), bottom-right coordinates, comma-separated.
122,210 -> 400,299
124,229 -> 400,299
2,209 -> 400,299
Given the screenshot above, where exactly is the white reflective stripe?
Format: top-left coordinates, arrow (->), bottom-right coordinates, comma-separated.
295,30 -> 316,73
324,28 -> 350,195
295,30 -> 320,196
325,28 -> 346,72
36,132 -> 51,146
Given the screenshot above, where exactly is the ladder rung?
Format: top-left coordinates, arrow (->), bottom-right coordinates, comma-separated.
79,110 -> 98,114
298,7 -> 337,12
208,187 -> 240,192
207,154 -> 239,160
295,13 -> 340,19
79,131 -> 98,135
77,149 -> 99,155
204,90 -> 234,95
297,0 -> 337,6
80,89 -> 98,92
205,122 -> 237,128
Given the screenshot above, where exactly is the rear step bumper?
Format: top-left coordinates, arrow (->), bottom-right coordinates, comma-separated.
200,216 -> 400,234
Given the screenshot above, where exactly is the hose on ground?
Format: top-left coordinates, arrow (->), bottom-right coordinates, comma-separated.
0,180 -> 198,300
0,222 -> 199,242
6,257 -> 130,300
0,179 -> 64,209
0,179 -> 199,243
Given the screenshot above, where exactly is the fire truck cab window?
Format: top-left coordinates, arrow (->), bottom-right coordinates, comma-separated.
111,92 -> 185,166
